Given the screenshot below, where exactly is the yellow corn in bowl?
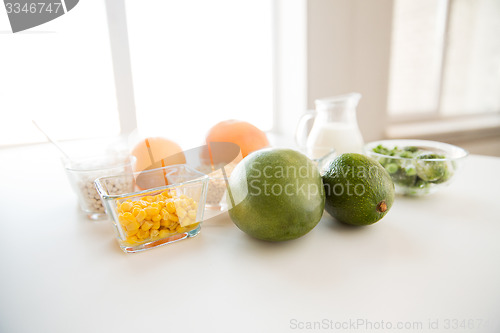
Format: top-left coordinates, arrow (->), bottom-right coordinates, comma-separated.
95,164 -> 209,253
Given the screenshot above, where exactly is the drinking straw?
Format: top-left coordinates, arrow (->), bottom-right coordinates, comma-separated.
32,120 -> 73,161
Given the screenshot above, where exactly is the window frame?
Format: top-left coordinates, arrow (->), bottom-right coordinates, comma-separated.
387,0 -> 500,126
106,0 -> 500,144
104,0 -> 137,135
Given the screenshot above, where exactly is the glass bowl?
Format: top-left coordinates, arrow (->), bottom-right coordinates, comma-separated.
64,155 -> 136,220
363,139 -> 468,196
95,164 -> 209,253
196,161 -> 238,211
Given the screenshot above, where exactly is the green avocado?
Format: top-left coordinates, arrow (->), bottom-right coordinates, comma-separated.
322,153 -> 395,226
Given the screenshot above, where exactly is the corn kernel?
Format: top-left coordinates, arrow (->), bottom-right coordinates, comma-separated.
127,228 -> 138,237
150,229 -> 160,239
131,207 -> 141,217
141,221 -> 153,231
126,236 -> 138,244
176,225 -> 186,233
145,206 -> 160,216
121,212 -> 136,223
157,200 -> 165,207
180,217 -> 193,227
137,229 -> 150,239
166,202 -> 176,214
159,230 -> 169,238
144,196 -> 154,202
152,221 -> 161,230
120,201 -> 133,213
188,223 -> 200,230
187,210 -> 197,219
125,220 -> 140,232
136,209 -> 147,222
160,219 -> 169,227
152,214 -> 162,222
138,200 -> 149,208
176,207 -> 187,219
175,199 -> 187,209
169,214 -> 179,222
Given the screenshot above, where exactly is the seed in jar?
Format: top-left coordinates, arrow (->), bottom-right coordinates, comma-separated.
77,172 -> 133,216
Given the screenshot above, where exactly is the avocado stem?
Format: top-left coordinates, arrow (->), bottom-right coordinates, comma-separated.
377,201 -> 387,213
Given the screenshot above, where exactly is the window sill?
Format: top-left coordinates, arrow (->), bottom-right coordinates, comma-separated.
386,114 -> 500,142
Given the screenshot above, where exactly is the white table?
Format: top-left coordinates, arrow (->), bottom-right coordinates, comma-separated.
1,144 -> 500,333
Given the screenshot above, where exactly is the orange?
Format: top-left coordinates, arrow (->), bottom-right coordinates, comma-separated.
205,120 -> 270,158
131,137 -> 185,173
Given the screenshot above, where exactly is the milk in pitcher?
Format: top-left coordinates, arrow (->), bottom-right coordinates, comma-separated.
306,122 -> 364,159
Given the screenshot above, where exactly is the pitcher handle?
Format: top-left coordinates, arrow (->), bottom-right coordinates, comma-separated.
295,110 -> 316,149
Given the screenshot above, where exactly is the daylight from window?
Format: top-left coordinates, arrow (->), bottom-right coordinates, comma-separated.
125,0 -> 273,149
0,1 -> 119,146
388,0 -> 500,117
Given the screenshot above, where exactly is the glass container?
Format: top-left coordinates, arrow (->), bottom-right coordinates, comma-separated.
296,93 -> 364,160
95,164 -> 209,253
64,155 -> 135,220
364,139 -> 468,196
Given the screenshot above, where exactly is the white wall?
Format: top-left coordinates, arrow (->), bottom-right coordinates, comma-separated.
306,0 -> 393,142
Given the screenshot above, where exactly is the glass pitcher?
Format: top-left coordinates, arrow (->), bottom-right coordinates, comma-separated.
296,93 -> 364,160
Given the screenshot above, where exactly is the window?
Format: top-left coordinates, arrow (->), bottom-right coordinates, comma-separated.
0,1 -> 274,148
0,1 -> 119,146
388,0 -> 500,117
124,0 -> 274,148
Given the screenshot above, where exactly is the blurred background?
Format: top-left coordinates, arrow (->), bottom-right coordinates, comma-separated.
1,0 -> 499,156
